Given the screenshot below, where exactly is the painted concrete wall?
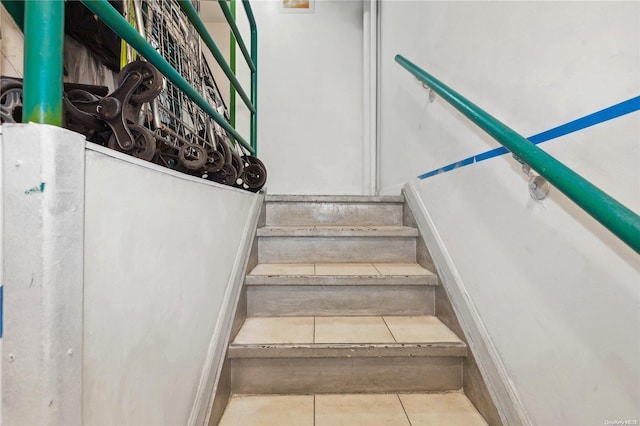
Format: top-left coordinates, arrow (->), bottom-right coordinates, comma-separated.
83,146 -> 259,425
251,0 -> 365,195
380,2 -> 639,424
2,125 -> 87,426
203,22 -> 231,108
0,6 -> 24,78
1,124 -> 260,424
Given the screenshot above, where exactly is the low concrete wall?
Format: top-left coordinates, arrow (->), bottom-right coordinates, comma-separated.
1,124 -> 262,425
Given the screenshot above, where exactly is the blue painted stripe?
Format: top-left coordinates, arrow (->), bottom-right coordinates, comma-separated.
418,96 -> 640,180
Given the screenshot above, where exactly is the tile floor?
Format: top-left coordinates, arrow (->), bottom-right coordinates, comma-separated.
218,392 -> 488,426
233,316 -> 462,345
249,263 -> 433,277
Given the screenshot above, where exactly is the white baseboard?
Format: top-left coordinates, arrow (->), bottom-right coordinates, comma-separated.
188,193 -> 265,426
403,182 -> 530,426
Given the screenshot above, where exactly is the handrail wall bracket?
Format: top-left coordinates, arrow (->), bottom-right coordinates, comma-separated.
396,54 -> 640,253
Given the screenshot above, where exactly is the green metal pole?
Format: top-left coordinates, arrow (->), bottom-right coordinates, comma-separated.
218,0 -> 255,73
395,55 -> 640,254
177,0 -> 255,114
230,0 -> 236,128
22,0 -> 64,125
79,0 -> 254,154
243,0 -> 258,153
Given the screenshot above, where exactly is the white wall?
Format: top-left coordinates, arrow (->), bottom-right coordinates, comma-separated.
380,2 -> 639,424
252,0 -> 365,195
203,22 -> 231,108
1,125 -> 260,425
83,146 -> 259,425
0,6 -> 24,78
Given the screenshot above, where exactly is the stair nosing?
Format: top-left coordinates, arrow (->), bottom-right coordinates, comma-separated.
245,274 -> 438,286
257,226 -> 419,238
228,341 -> 467,359
265,195 -> 404,203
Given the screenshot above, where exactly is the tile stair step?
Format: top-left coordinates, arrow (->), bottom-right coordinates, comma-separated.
229,342 -> 466,359
258,235 -> 418,264
246,285 -> 435,316
257,225 -> 419,238
218,392 -> 489,426
228,316 -> 466,393
265,195 -> 405,226
245,263 -> 437,316
245,262 -> 438,286
229,356 -> 464,394
231,316 -> 463,347
266,195 -> 405,203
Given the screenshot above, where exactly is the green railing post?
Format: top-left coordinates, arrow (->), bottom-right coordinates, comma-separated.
395,55 -> 640,254
79,0 -> 254,154
243,0 -> 258,153
230,0 -> 237,128
218,0 -> 255,73
22,0 -> 64,126
177,0 -> 255,114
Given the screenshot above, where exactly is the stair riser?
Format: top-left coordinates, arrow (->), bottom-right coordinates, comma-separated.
231,357 -> 463,394
247,285 -> 434,316
266,202 -> 403,226
258,237 -> 416,263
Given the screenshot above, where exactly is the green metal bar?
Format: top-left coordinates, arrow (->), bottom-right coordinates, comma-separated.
218,0 -> 255,73
395,54 -> 640,254
177,0 -> 255,114
22,0 -> 64,125
229,0 -> 236,128
2,0 -> 24,31
243,0 -> 258,153
79,0 -> 254,154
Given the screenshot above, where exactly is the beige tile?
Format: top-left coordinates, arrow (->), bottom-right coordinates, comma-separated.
249,263 -> 315,276
219,394 -> 314,426
233,317 -> 314,344
384,316 -> 462,343
315,316 -> 395,343
399,392 -> 488,425
373,263 -> 431,276
315,394 -> 410,426
315,263 -> 380,276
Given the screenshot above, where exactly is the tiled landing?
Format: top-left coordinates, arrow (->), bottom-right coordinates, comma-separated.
233,316 -> 462,345
218,392 -> 488,426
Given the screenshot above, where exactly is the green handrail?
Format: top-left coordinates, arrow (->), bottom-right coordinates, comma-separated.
242,0 -> 258,153
79,0 -> 254,154
217,0 -> 255,73
395,54 -> 640,254
177,0 -> 255,114
22,0 -> 64,126
229,0 -> 237,129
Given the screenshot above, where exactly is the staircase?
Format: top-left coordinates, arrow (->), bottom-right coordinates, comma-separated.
217,195 -> 489,425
